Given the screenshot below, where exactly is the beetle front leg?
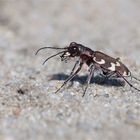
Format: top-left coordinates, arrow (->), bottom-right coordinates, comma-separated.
55,63 -> 83,93
70,58 -> 81,75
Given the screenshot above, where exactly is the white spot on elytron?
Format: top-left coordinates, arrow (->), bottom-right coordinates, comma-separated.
93,57 -> 105,64
64,52 -> 70,56
108,63 -> 116,71
123,71 -> 130,76
116,61 -> 121,66
123,71 -> 127,76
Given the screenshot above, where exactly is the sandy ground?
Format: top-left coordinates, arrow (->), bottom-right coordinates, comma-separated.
0,0 -> 140,140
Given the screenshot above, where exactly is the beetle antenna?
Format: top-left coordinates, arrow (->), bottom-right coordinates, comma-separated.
35,47 -> 67,55
43,51 -> 66,65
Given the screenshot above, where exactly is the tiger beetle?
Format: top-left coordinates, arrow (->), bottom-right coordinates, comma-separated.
36,42 -> 140,97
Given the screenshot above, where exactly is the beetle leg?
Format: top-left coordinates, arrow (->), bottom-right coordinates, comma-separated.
82,64 -> 96,97
70,58 -> 81,75
55,62 -> 83,93
116,71 -> 140,92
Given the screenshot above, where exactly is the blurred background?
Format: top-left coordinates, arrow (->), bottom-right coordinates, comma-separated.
0,0 -> 140,140
1,0 -> 140,51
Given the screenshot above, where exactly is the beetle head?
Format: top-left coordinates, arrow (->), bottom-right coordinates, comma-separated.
61,42 -> 82,61
35,42 -> 83,64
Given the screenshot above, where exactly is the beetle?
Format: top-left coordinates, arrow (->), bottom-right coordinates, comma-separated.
36,42 -> 140,96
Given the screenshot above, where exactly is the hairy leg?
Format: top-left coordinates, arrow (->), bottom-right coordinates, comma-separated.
116,71 -> 140,92
55,62 -> 83,93
83,65 -> 95,97
70,58 -> 80,75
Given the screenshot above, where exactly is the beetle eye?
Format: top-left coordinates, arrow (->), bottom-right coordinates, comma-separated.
72,47 -> 78,52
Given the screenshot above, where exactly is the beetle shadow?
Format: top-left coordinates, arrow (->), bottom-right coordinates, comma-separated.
49,73 -> 125,87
